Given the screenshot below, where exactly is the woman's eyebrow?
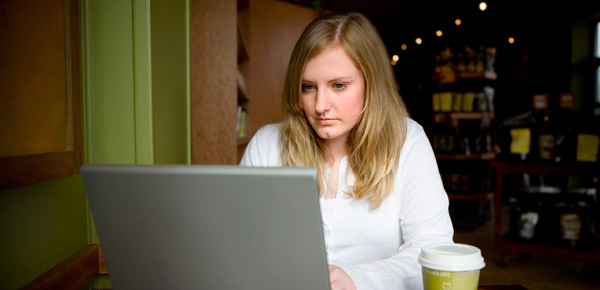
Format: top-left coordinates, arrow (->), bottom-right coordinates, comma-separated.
329,77 -> 353,83
302,76 -> 353,83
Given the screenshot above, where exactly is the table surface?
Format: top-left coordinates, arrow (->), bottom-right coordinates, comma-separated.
479,285 -> 528,290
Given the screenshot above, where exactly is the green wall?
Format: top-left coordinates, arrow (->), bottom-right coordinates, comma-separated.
151,0 -> 190,165
81,0 -> 189,165
0,176 -> 88,290
0,0 -> 189,289
82,0 -> 189,288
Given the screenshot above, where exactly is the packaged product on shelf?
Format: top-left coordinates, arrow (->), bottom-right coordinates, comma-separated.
510,128 -> 531,159
440,92 -> 453,112
476,92 -> 489,112
475,51 -> 485,74
484,47 -> 496,74
538,134 -> 556,160
462,92 -> 475,112
237,107 -> 248,140
549,192 -> 597,249
508,189 -> 548,243
466,47 -> 476,73
518,211 -> 540,240
483,86 -> 495,113
576,134 -> 599,162
432,92 -> 441,112
559,213 -> 582,245
452,92 -> 463,112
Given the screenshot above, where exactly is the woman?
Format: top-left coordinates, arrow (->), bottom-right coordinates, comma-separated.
240,12 -> 453,290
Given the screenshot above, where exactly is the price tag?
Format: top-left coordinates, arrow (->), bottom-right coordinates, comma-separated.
558,92 -> 575,109
510,128 -> 531,154
532,93 -> 549,110
576,134 -> 599,162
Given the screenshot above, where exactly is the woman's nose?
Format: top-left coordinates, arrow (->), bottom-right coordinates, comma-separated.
315,89 -> 330,113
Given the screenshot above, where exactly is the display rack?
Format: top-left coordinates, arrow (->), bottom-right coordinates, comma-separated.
490,161 -> 600,266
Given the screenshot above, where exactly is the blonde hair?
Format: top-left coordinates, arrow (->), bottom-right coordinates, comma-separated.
280,12 -> 409,209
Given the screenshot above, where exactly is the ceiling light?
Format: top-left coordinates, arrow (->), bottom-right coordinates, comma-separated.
436,30 -> 443,37
479,2 -> 487,11
401,44 -> 407,50
415,38 -> 422,45
455,19 -> 462,26
508,37 -> 515,44
392,55 -> 399,61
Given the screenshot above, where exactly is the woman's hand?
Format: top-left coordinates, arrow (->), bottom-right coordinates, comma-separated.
328,265 -> 357,290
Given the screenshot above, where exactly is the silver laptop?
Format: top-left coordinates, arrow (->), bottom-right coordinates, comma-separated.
81,164 -> 330,290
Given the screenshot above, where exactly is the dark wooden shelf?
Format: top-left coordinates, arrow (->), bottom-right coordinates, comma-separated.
490,161 -> 600,176
237,80 -> 249,103
237,137 -> 250,147
237,22 -> 250,64
459,70 -> 497,80
447,191 -> 494,201
434,112 -> 495,120
431,70 -> 497,84
497,239 -> 600,263
436,152 -> 496,161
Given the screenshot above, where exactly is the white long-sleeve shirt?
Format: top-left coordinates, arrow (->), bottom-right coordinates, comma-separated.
239,118 -> 454,290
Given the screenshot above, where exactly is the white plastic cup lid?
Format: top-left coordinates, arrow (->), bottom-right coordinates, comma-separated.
418,243 -> 485,272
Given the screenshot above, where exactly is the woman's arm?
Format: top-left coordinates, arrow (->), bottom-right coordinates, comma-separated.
336,121 -> 454,290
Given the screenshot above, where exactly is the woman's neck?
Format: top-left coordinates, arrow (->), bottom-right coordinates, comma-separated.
325,138 -> 348,163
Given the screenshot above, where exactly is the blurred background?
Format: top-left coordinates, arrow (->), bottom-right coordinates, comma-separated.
1,0 -> 600,289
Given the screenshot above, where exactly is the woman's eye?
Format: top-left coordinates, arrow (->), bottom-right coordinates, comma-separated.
334,83 -> 346,89
302,84 -> 314,91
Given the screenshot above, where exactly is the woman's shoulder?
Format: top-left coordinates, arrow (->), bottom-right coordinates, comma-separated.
404,117 -> 426,140
248,122 -> 282,149
240,123 -> 282,166
254,123 -> 281,139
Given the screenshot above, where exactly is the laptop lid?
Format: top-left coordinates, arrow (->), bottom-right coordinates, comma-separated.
81,164 -> 330,290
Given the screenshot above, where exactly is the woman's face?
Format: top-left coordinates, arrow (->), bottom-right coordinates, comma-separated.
301,45 -> 365,146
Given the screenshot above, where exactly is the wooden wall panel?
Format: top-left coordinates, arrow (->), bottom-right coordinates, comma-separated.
247,0 -> 319,136
191,0 -> 237,164
0,0 -> 82,189
0,0 -> 69,157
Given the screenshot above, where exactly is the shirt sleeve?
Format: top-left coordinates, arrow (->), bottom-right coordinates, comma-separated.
335,121 -> 454,290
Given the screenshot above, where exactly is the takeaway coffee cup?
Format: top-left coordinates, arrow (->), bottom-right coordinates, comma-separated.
418,243 -> 485,290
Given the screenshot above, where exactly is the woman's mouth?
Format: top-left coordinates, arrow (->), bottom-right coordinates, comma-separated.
317,118 -> 336,125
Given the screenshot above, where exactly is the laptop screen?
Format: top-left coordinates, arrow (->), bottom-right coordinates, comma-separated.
81,164 -> 330,290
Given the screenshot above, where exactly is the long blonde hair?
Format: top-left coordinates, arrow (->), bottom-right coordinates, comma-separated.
280,12 -> 409,209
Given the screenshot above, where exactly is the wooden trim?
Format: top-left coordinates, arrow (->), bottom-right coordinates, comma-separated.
98,245 -> 108,275
0,152 -> 76,189
21,244 -> 105,290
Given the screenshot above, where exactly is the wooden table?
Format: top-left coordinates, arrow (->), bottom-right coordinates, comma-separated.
479,285 -> 528,290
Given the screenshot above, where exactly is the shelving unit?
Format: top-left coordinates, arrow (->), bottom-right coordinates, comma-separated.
427,47 -> 500,229
237,0 -> 251,158
490,161 -> 600,266
432,110 -> 497,229
233,2 -> 319,163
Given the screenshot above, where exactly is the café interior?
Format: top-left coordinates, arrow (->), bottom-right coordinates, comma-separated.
2,0 -> 600,289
